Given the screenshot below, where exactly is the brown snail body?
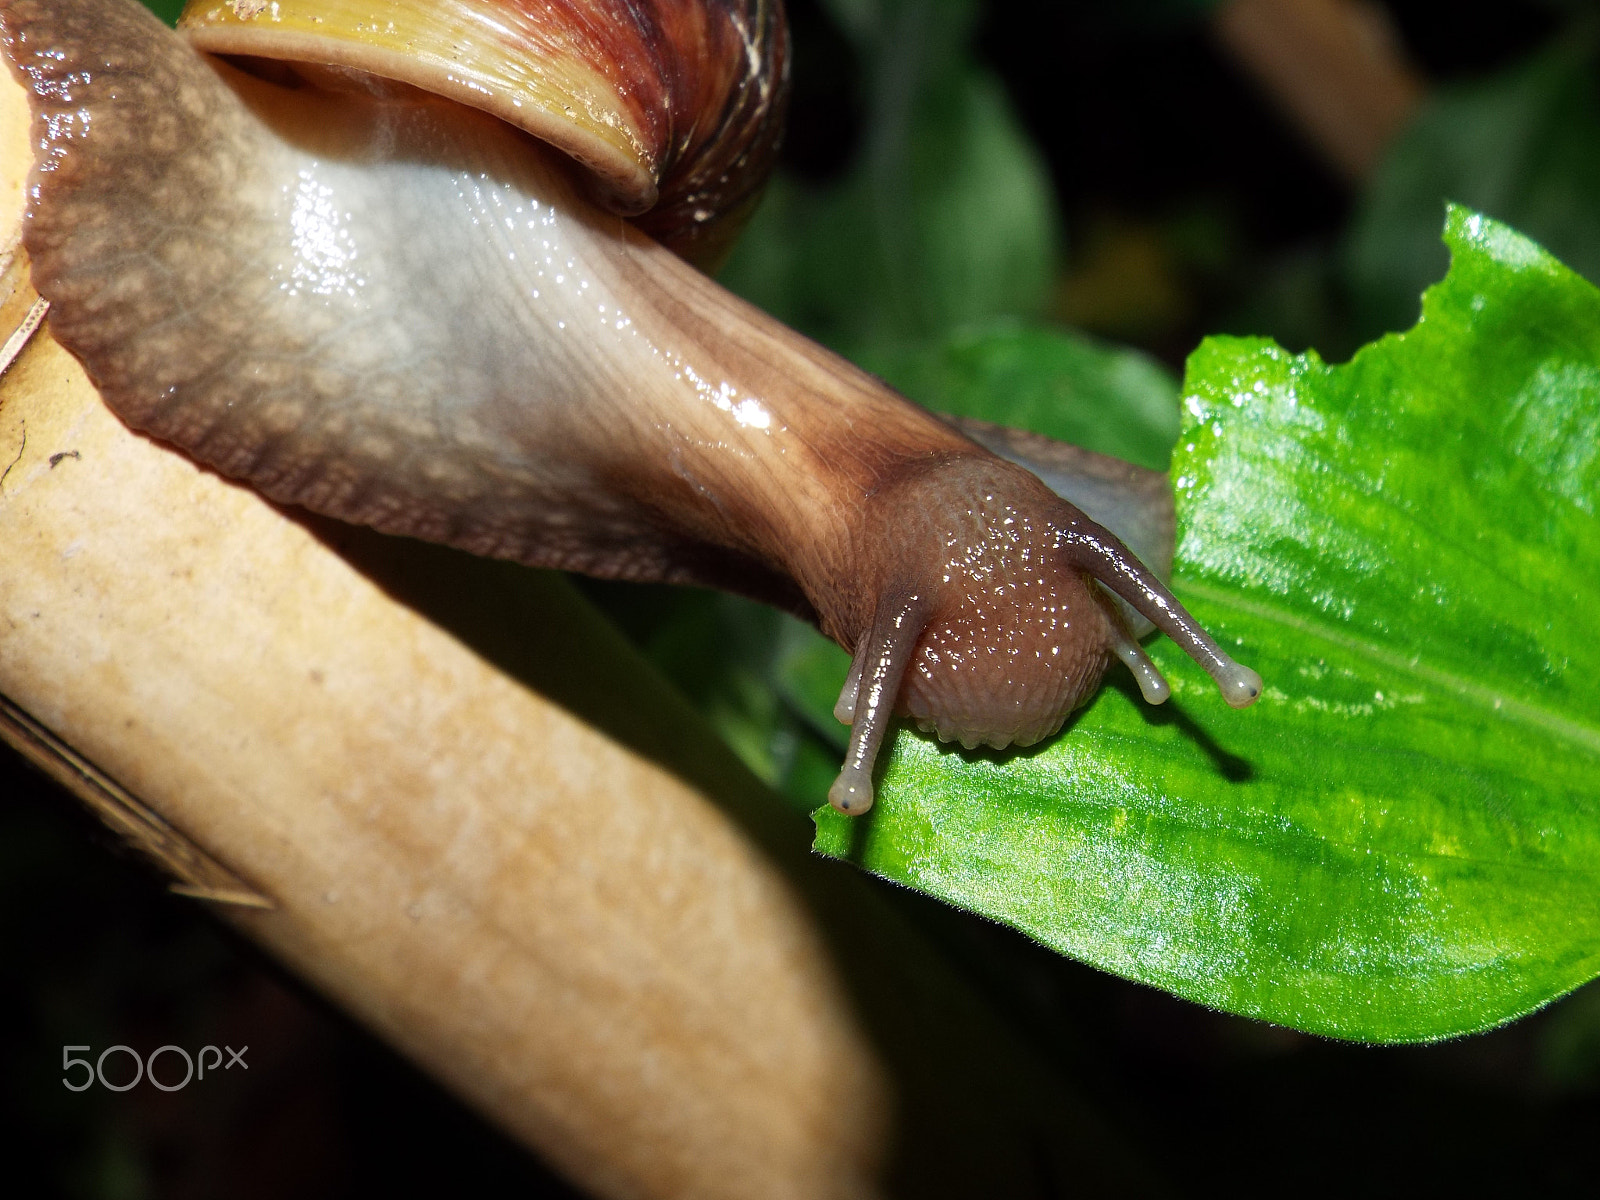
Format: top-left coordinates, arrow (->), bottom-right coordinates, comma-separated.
0,0 -> 1260,815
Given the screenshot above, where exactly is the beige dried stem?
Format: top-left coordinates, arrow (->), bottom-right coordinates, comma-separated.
1213,0 -> 1426,182
0,65 -> 888,1200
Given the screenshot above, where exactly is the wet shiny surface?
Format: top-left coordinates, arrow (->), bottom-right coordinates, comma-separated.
17,4 -> 832,586
897,471 -> 1114,751
178,0 -> 788,259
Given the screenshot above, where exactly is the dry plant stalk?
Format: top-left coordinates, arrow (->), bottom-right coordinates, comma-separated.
1214,0 -> 1426,181
0,66 -> 886,1200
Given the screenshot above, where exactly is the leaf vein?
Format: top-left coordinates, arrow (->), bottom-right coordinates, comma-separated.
1177,578 -> 1600,758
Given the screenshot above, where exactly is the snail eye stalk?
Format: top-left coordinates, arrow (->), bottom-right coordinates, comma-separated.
1056,518 -> 1262,710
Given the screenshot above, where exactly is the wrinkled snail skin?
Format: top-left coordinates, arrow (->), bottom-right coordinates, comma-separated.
2,0 -> 1261,816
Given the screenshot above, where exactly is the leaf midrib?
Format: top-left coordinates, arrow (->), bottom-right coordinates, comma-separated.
1178,577 -> 1600,758
908,749 -> 1600,876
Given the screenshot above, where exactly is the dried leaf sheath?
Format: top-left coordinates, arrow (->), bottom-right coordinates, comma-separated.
0,323 -> 888,1200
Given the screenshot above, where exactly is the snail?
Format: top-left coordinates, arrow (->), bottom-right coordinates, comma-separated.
0,0 -> 1261,815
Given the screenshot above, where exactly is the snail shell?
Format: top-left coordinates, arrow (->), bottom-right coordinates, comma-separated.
180,0 -> 789,265
1,0 -> 1259,815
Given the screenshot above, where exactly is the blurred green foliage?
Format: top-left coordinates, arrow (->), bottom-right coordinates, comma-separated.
857,321 -> 1181,469
141,0 -> 182,24
721,0 -> 1060,353
1349,26 -> 1600,336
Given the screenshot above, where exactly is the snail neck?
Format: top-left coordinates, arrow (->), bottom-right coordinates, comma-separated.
13,1 -> 968,624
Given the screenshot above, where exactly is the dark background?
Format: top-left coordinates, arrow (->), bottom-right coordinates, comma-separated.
6,1 -> 1600,1195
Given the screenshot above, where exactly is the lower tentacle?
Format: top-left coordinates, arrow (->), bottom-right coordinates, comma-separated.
829,593 -> 931,815
1106,610 -> 1171,705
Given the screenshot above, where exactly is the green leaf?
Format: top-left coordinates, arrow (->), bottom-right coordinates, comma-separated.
814,207 -> 1600,1042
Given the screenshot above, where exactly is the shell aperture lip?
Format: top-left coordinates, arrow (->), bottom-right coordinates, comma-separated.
177,0 -> 790,263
